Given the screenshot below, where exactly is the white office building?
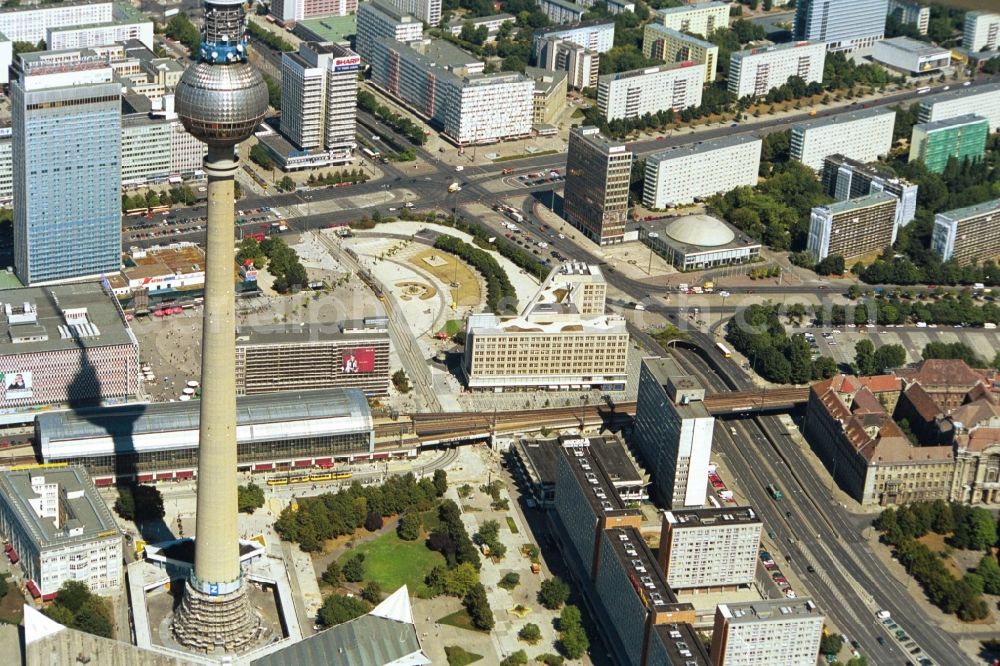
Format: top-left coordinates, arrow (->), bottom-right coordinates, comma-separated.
643,135 -> 762,209
598,62 -> 704,122
531,20 -> 615,60
280,41 -> 359,162
790,106 -> 895,170
536,36 -> 600,89
872,36 -> 951,74
654,1 -> 729,38
794,0 -> 888,51
659,508 -> 762,590
355,0 -> 424,63
386,0 -> 441,27
964,11 -> 1000,53
370,38 -> 532,144
711,599 -> 824,666
919,81 -> 1000,134
121,116 -> 172,186
0,466 -> 121,598
888,0 -> 930,35
727,41 -> 826,99
47,19 -> 154,51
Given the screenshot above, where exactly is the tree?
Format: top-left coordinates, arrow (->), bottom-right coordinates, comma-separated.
318,594 -> 370,626
397,512 -> 421,541
787,334 -> 814,384
975,554 -> 1000,595
854,339 -> 876,375
819,632 -> 844,655
499,572 -> 520,590
343,555 -> 365,582
952,507 -> 998,550
444,562 -> 480,598
73,598 -> 113,638
43,604 -> 75,626
464,583 -> 495,630
500,650 -> 528,666
277,175 -> 296,192
538,576 -> 570,610
361,581 -> 383,604
56,580 -> 92,614
815,255 -> 845,276
365,510 -> 383,532
392,369 -> 411,393
518,622 -> 542,644
433,469 -> 448,496
322,560 -> 343,586
848,284 -> 861,300
873,344 -> 907,372
114,484 -> 164,522
237,483 -> 265,513
558,605 -> 589,659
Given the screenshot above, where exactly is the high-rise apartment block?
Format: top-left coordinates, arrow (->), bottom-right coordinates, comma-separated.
807,191 -> 898,262
643,135 -> 761,209
0,466 -> 121,598
270,0 -> 358,23
642,25 -> 718,83
370,38 -> 532,144
446,13 -> 515,41
888,0 -> 929,35
385,0 -> 441,26
909,114 -> 989,173
48,19 -> 153,52
536,0 -> 587,24
710,599 -> 824,666
632,357 -> 715,508
654,1 -> 729,38
526,67 -> 568,124
597,62 -> 704,121
564,126 -> 633,245
964,11 -> 1000,53
536,36 -> 600,89
355,0 -> 424,63
12,49 -> 121,286
531,21 -> 615,60
932,198 -> 1000,265
118,94 -> 208,186
820,154 -> 918,229
918,81 -> 1000,133
463,262 -> 629,390
790,106 -> 895,170
658,507 -> 762,591
727,41 -> 825,99
279,41 -> 359,164
0,130 -> 11,205
794,0 -> 888,51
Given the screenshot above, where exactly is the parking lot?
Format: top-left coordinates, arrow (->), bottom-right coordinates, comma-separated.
794,325 -> 1000,368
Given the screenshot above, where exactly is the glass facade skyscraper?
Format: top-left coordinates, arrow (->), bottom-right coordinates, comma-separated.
794,0 -> 888,51
11,50 -> 121,285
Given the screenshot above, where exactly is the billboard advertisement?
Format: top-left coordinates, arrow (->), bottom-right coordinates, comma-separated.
342,348 -> 375,374
333,55 -> 361,72
2,371 -> 33,399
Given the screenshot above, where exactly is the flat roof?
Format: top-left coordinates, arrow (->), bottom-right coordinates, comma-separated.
538,0 -> 586,13
920,80 -> 1000,107
558,439 -> 636,518
36,388 -> 371,445
599,61 -> 702,84
914,113 -> 988,132
572,125 -> 628,154
525,66 -> 567,94
823,153 -> 911,183
367,0 -> 420,23
819,190 -> 898,215
518,435 -> 642,493
236,323 -> 390,346
657,1 -> 727,15
791,105 -> 894,133
650,623 -> 712,665
295,15 -> 356,44
641,357 -> 712,418
718,598 -> 823,624
0,465 -> 117,550
0,282 -> 134,355
415,38 -> 480,69
665,506 -> 762,528
644,24 -> 716,49
604,527 -> 686,611
0,0 -> 112,15
938,197 -> 1000,222
877,36 -> 949,57
732,39 -> 822,59
124,243 -> 204,281
647,134 -> 761,163
534,19 -> 615,37
447,12 -> 514,27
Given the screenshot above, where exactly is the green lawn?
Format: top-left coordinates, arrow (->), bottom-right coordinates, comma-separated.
441,319 -> 463,336
337,530 -> 445,593
445,645 -> 484,666
505,516 -> 519,534
438,608 -> 490,633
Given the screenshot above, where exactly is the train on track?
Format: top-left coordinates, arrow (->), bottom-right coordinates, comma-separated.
266,470 -> 352,486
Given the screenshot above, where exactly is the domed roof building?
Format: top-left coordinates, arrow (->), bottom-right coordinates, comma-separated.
639,213 -> 760,271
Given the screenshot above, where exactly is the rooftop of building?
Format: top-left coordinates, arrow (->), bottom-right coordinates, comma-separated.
650,623 -> 711,664
732,39 -> 823,58
236,322 -> 390,346
558,438 -> 637,518
792,105 -> 895,133
603,527 -> 687,611
599,60 -> 702,84
35,388 -> 372,444
571,125 -> 628,154
665,506 -> 762,528
823,153 -> 915,186
648,134 -> 760,162
877,35 -> 949,56
533,19 -> 616,36
294,15 -> 356,45
524,261 -> 603,307
642,357 -> 712,418
446,12 -> 515,27
644,24 -> 715,47
914,113 -> 989,132
656,1 -> 727,15
895,358 -> 994,388
467,312 -> 626,336
0,0 -> 113,15
935,196 -> 1000,222
0,465 -> 117,550
366,0 -> 420,23
379,37 -> 526,87
966,10 -> 1000,19
538,0 -> 586,12
258,131 -> 331,160
817,190 -> 898,215
123,243 -> 204,282
640,213 -> 762,253
0,282 -> 134,355
516,434 -> 644,492
920,79 -> 1000,107
525,66 -> 567,93
718,598 -> 822,624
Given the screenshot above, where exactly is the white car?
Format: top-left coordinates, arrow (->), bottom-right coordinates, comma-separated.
455,165 -> 464,172
537,242 -> 548,248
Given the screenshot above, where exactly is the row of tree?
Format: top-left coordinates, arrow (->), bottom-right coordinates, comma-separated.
246,20 -> 294,52
274,472 -> 444,551
725,303 -> 839,384
122,186 -> 199,213
434,235 -> 518,313
424,499 -> 494,630
259,237 -> 308,293
821,292 -> 1000,328
43,581 -> 114,638
307,169 -> 368,186
357,91 -> 427,146
853,340 -> 906,375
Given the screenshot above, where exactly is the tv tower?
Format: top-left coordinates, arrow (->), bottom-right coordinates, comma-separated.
170,0 -> 268,653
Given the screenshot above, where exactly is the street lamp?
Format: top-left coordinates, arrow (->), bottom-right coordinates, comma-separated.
646,232 -> 659,275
